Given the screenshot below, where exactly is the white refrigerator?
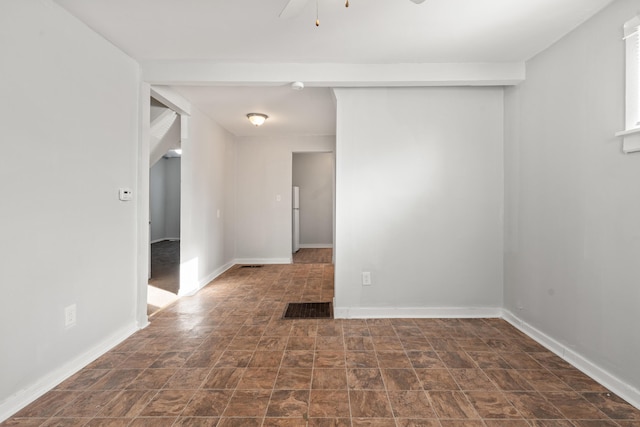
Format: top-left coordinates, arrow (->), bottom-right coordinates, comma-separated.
292,186 -> 300,253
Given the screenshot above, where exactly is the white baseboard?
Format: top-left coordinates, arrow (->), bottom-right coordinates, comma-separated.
334,306 -> 502,319
150,238 -> 180,244
502,309 -> 640,410
0,322 -> 139,423
298,244 -> 333,249
178,260 -> 235,297
233,258 -> 292,265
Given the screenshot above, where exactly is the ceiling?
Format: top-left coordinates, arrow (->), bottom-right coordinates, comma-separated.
54,0 -> 615,136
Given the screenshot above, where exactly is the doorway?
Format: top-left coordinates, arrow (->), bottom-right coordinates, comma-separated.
292,152 -> 334,264
147,97 -> 182,316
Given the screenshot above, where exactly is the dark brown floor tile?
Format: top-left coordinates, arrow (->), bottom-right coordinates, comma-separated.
516,370 -> 572,392
388,390 -> 435,418
163,368 -> 210,389
552,370 -> 608,392
347,368 -> 386,390
40,418 -> 92,426
457,338 -> 492,352
450,369 -> 497,391
317,322 -> 343,337
202,368 -> 245,389
345,337 -> 375,351
351,419 -> 396,426
368,325 -> 397,337
309,390 -> 350,418
90,369 -> 143,390
248,351 -> 284,368
316,336 -> 345,351
222,389 -> 271,417
399,336 -> 433,351
266,389 -> 310,417
1,419 -> 49,427
13,391 -> 82,418
466,352 -> 511,369
376,351 -> 412,368
428,391 -> 480,419
181,389 -> 233,417
97,389 -> 156,418
380,368 -> 422,390
54,369 -> 110,390
173,417 -> 220,427
314,351 -> 346,368
237,367 -> 279,389
55,390 -> 120,418
346,351 -> 378,368
503,391 -> 564,419
437,351 -> 477,369
281,350 -> 315,368
126,368 -> 176,389
150,351 -> 192,368
257,336 -> 288,351
464,391 -> 522,419
527,421 -> 574,427
275,368 -> 313,389
307,418 -> 351,427
138,389 -> 195,416
582,392 -> 640,420
542,391 -> 608,420
372,336 -> 403,351
128,418 -> 177,427
214,351 -> 253,368
570,421 -> 620,427
119,352 -> 161,369
483,421 -> 531,427
349,390 -> 393,418
264,418 -> 310,426
528,352 -> 573,370
395,419 -> 440,427
406,351 -> 445,369
85,353 -> 130,370
499,352 -> 543,370
286,336 -> 316,351
438,421 -> 484,427
416,369 -> 460,391
483,369 -> 534,391
428,338 -> 462,351
290,321 -> 318,337
83,418 -> 131,427
184,350 -> 223,368
312,368 -> 348,389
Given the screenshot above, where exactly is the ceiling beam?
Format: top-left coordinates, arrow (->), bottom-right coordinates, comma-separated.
141,61 -> 525,87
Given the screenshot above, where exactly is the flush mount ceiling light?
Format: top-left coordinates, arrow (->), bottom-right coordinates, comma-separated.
247,113 -> 268,126
279,0 -> 426,26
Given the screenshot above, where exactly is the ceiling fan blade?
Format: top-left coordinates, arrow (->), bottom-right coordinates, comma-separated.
409,0 -> 427,3
279,0 -> 309,19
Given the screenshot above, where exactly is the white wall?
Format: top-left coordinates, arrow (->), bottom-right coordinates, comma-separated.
504,0 -> 640,401
234,136 -> 336,263
334,87 -> 504,316
150,157 -> 181,242
179,109 -> 237,295
293,152 -> 334,247
0,0 -> 140,416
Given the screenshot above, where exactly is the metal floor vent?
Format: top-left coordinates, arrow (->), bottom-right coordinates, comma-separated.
240,265 -> 263,268
283,302 -> 333,319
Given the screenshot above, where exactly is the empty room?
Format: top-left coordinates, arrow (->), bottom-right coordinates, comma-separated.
1,0 -> 640,426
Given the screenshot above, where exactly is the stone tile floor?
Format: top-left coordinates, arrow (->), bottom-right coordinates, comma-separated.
3,264 -> 639,426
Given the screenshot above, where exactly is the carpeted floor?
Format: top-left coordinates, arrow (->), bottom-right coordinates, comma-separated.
293,248 -> 333,264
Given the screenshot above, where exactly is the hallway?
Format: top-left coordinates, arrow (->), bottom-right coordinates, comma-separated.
5,263 -> 639,426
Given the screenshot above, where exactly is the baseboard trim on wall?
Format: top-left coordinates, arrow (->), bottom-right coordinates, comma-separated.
233,258 -> 292,265
0,322 -> 138,423
150,238 -> 180,244
178,260 -> 235,297
502,309 -> 640,410
298,244 -> 333,249
334,306 -> 502,319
